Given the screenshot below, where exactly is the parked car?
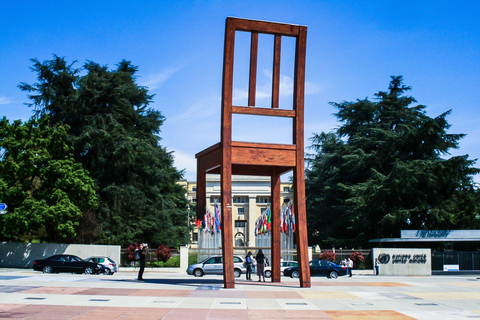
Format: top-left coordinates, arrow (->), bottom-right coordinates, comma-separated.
186,255 -> 246,277
264,260 -> 298,278
33,254 -> 105,274
283,260 -> 347,279
85,256 -> 118,275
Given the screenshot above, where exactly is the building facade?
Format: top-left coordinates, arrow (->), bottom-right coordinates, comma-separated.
179,175 -> 293,248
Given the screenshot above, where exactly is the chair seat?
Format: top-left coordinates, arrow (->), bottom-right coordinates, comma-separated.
196,141 -> 296,176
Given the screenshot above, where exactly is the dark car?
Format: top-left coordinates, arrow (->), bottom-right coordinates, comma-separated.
283,260 -> 347,279
33,254 -> 105,274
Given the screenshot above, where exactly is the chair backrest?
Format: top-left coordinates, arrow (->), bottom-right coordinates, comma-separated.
221,17 -> 307,148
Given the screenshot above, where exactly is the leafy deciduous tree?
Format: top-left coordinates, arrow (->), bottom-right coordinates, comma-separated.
0,116 -> 98,242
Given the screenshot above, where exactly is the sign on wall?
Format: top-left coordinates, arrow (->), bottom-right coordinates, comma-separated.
372,248 -> 431,276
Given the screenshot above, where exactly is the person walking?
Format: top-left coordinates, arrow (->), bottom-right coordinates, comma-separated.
347,258 -> 353,277
136,243 -> 148,280
374,258 -> 379,275
245,251 -> 253,280
256,249 -> 266,282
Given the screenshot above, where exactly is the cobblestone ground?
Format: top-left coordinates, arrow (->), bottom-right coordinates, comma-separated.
0,269 -> 479,319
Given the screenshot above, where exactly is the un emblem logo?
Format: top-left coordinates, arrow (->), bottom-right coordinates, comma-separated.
378,253 -> 390,264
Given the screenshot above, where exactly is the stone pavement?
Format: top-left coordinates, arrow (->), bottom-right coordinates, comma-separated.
0,268 -> 479,319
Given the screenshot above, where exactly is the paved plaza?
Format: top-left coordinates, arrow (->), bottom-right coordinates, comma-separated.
0,268 -> 479,319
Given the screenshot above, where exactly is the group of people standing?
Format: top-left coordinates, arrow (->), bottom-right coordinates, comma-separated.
341,258 -> 354,277
245,249 -> 268,282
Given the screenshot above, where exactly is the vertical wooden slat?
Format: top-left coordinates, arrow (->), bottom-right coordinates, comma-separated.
272,34 -> 281,109
248,32 -> 258,107
271,168 -> 281,282
293,25 -> 310,288
221,17 -> 236,289
196,163 -> 206,222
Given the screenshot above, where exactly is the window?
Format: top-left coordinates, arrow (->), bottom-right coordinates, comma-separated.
283,197 -> 290,203
235,220 -> 246,228
210,196 -> 221,203
256,197 -> 271,203
192,187 -> 197,191
233,196 -> 248,203
283,187 -> 291,192
237,207 -> 244,215
234,256 -> 243,263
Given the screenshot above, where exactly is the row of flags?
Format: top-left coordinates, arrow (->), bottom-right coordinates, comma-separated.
195,201 -> 296,236
195,203 -> 222,234
255,207 -> 271,236
255,202 -> 296,235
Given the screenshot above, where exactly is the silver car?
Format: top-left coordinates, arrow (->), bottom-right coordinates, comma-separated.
85,256 -> 118,275
264,260 -> 298,278
187,255 -> 246,278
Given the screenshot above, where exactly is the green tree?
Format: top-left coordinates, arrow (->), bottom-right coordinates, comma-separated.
19,56 -> 187,247
306,76 -> 480,248
0,116 -> 98,242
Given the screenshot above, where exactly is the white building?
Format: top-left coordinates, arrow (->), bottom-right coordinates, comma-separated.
179,175 -> 294,248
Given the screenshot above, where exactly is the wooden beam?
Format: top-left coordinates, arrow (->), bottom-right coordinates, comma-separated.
248,32 -> 258,107
271,168 -> 281,282
294,167 -> 311,288
272,34 -> 281,109
232,165 -> 292,176
196,148 -> 222,173
232,106 -> 295,118
232,141 -> 296,150
229,17 -> 302,36
196,164 -> 206,222
293,25 -> 311,288
221,16 -> 236,289
231,145 -> 296,167
195,142 -> 221,158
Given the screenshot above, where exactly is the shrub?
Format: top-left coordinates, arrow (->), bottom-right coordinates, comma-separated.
155,244 -> 172,266
126,242 -> 139,261
350,251 -> 365,264
319,251 -> 336,262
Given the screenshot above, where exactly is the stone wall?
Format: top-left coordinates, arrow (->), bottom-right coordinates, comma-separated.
372,248 -> 431,276
0,242 -> 121,269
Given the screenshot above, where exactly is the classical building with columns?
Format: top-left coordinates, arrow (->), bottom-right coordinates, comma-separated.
179,175 -> 293,248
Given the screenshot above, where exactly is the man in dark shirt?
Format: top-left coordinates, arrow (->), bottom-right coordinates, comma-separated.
137,243 -> 148,280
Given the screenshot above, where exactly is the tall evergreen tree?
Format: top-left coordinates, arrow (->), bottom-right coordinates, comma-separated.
20,56 -> 187,247
306,76 -> 480,248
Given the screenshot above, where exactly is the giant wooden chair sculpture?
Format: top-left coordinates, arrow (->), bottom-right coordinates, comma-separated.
196,17 -> 311,288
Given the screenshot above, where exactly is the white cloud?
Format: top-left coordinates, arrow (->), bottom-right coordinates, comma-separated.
0,96 -> 13,105
169,94 -> 221,122
305,81 -> 323,95
141,67 -> 181,90
172,149 -> 197,180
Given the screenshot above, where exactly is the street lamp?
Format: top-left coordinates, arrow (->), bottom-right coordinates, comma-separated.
186,197 -> 191,247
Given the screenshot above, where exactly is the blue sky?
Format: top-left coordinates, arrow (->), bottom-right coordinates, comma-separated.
1,1 -> 479,182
